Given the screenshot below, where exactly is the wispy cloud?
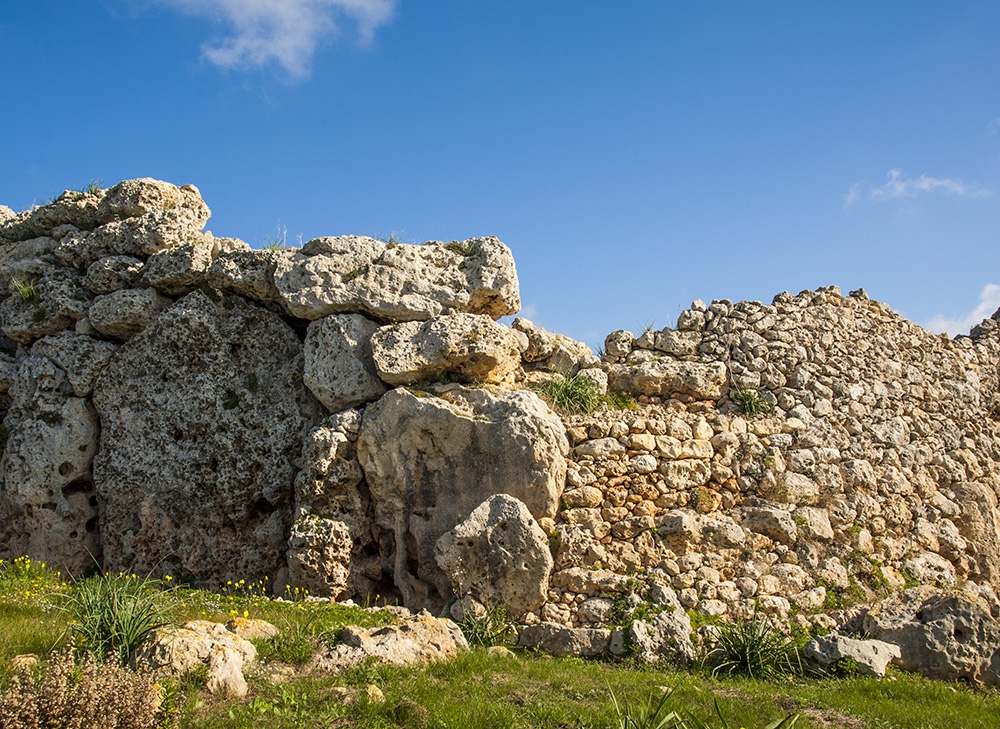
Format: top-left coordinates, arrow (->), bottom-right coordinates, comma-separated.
159,0 -> 397,78
844,169 -> 992,208
924,283 -> 1000,336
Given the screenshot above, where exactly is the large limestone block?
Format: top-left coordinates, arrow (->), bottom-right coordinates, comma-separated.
53,179 -> 211,266
607,360 -> 727,400
0,189 -> 105,242
273,236 -> 520,321
311,616 -> 468,673
286,512 -> 353,599
89,287 -> 172,340
357,387 -> 567,610
303,313 -> 387,412
0,268 -> 91,344
517,622 -> 611,657
370,313 -> 521,385
206,248 -> 282,304
134,620 -> 257,698
952,482 -> 1000,585
143,233 -> 250,295
30,332 -> 118,397
0,236 -> 58,285
83,255 -> 144,294
803,633 -> 900,678
436,494 -> 553,617
863,586 -> 1000,686
0,356 -> 100,575
92,290 -> 320,586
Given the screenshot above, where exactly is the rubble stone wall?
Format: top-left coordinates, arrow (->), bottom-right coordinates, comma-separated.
2,179 -> 999,639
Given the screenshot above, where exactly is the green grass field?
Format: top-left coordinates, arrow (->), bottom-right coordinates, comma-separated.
1,558 -> 996,729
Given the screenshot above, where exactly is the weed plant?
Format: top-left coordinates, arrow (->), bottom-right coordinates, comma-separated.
537,373 -> 602,414
59,571 -> 169,663
458,605 -> 516,647
731,386 -> 774,418
0,640 -> 167,728
705,616 -> 802,680
10,278 -> 37,303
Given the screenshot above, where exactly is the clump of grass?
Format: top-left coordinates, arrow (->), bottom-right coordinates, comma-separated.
59,571 -> 169,663
731,386 -> 774,418
80,180 -> 102,196
0,556 -> 65,609
604,388 -> 639,411
705,616 -> 802,680
253,617 -> 322,665
457,604 -> 516,648
10,278 -> 38,303
445,240 -> 477,256
0,640 -> 168,729
537,373 -> 602,414
610,688 -> 800,729
261,222 -> 288,252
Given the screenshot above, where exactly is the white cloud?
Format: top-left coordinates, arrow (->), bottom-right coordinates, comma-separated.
160,0 -> 397,77
924,283 -> 1000,336
844,169 -> 991,208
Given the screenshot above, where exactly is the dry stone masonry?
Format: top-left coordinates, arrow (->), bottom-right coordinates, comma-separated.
2,179 -> 1000,685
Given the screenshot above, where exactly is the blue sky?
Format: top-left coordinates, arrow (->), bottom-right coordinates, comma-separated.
2,2 -> 999,349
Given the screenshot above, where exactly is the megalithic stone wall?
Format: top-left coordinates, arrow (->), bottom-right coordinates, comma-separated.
1,179 -> 999,638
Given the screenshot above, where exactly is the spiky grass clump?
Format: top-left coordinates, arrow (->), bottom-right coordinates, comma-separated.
10,278 -> 38,303
457,605 -> 516,648
537,373 -> 602,414
610,689 -> 800,729
706,616 -> 802,680
731,386 -> 774,418
60,572 -> 169,663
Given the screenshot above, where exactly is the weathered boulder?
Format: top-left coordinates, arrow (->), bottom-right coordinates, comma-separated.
517,622 -> 611,657
370,313 -> 521,385
303,313 -> 387,413
30,332 -> 118,397
513,318 -> 555,362
0,268 -> 91,344
436,494 -> 553,618
291,418 -> 379,598
0,236 -> 58,285
134,620 -> 258,697
742,505 -> 798,546
952,482 -> 1000,585
0,189 -> 105,242
92,290 -> 320,585
83,255 -> 144,294
627,608 -> 696,664
142,233 -> 249,295
0,356 -> 100,575
273,236 -> 520,321
607,360 -> 727,400
863,586 -> 1000,686
88,287 -> 172,340
357,387 -> 567,610
286,512 -> 353,599
206,247 -> 283,304
310,616 -> 468,672
53,179 -> 211,267
803,633 -> 900,678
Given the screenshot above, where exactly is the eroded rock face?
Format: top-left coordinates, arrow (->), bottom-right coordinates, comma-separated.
436,494 -> 553,618
92,290 -> 320,586
303,313 -> 387,413
863,585 -> 1000,686
370,313 -> 521,386
607,360 -> 727,400
357,387 -> 567,611
134,620 -> 259,698
273,236 -> 520,322
310,616 -> 468,673
0,356 -> 100,575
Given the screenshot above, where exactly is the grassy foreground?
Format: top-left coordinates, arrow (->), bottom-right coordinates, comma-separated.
0,558 -> 996,729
